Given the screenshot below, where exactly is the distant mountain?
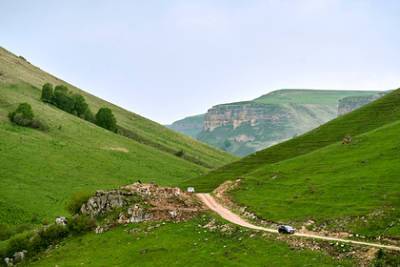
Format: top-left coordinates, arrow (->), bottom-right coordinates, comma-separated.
167,114 -> 205,138
169,89 -> 384,156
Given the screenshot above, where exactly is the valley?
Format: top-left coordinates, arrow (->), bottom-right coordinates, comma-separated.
0,46 -> 398,267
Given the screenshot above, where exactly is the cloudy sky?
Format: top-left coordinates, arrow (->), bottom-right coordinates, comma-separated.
1,0 -> 399,124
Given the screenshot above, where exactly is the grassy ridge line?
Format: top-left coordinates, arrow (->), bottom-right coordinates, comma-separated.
0,47 -> 236,169
184,88 -> 400,191
254,89 -> 381,105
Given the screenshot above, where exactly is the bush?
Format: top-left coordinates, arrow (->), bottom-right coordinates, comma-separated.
175,149 -> 185,157
8,103 -> 34,126
30,224 -> 68,253
66,191 -> 93,215
72,94 -> 89,117
41,83 -> 54,103
83,108 -> 95,123
9,103 -> 48,131
95,107 -> 117,132
5,232 -> 31,257
53,85 -> 75,113
68,215 -> 96,234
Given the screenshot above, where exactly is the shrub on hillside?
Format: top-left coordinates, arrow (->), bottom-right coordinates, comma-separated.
95,107 -> 117,132
5,232 -> 31,257
66,191 -> 93,215
53,85 -> 75,113
41,83 -> 54,103
8,103 -> 48,131
175,149 -> 185,157
83,108 -> 95,123
72,94 -> 89,117
68,215 -> 96,234
30,224 -> 69,253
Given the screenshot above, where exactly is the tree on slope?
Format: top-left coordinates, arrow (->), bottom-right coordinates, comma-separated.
53,85 -> 75,113
72,94 -> 89,117
95,108 -> 117,132
41,83 -> 54,103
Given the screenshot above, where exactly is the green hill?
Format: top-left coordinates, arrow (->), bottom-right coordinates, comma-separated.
0,47 -> 235,225
0,47 -> 236,169
167,114 -> 205,138
170,89 -> 383,156
232,119 -> 400,238
185,88 -> 400,192
184,88 -> 400,240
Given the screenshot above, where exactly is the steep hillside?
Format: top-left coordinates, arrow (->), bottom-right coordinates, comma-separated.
167,114 -> 204,138
232,119 -> 400,239
0,47 -> 236,169
0,47 -> 234,225
184,88 -> 400,191
171,89 -> 382,156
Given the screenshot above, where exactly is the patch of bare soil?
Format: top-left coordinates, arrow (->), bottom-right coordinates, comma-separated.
103,146 -> 129,153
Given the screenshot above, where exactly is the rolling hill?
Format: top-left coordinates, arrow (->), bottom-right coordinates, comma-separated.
185,88 -> 400,192
0,47 -> 235,225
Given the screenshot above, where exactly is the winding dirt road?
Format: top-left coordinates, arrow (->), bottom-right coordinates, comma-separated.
197,193 -> 400,251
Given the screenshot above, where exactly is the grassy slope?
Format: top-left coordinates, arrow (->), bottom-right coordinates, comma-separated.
0,47 -> 236,169
27,217 -> 353,267
0,83 -> 207,224
254,89 -> 381,105
232,120 -> 400,238
167,114 -> 205,138
185,88 -> 400,191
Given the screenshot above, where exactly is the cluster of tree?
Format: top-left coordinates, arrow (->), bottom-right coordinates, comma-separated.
41,83 -> 94,122
8,103 -> 47,131
41,83 -> 117,132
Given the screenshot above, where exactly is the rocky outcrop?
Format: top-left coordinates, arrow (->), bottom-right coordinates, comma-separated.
203,102 -> 288,131
338,93 -> 386,115
81,183 -> 203,224
170,89 -> 386,156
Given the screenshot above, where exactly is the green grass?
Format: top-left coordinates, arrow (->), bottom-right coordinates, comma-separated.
0,47 -> 236,170
254,89 -> 381,105
231,120 -> 400,238
26,216 -> 353,267
0,83 -> 210,225
0,47 -> 234,225
185,88 -> 400,191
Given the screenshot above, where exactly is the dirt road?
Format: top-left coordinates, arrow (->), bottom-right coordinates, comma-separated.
197,193 -> 400,251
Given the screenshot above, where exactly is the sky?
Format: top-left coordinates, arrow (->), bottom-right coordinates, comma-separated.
1,0 -> 399,124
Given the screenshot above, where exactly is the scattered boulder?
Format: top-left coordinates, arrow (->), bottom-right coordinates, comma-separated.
342,135 -> 352,144
4,250 -> 27,266
55,216 -> 68,225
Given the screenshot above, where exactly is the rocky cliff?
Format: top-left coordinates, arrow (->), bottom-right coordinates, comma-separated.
171,89 -> 385,156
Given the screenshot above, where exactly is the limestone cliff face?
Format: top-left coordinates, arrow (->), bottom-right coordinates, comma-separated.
338,93 -> 386,116
203,102 -> 289,131
170,89 -> 386,156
